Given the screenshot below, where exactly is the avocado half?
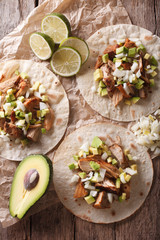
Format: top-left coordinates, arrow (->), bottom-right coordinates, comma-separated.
9,155 -> 51,219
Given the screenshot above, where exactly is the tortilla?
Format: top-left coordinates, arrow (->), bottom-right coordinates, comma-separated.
53,122 -> 153,224
0,60 -> 69,161
76,24 -> 160,122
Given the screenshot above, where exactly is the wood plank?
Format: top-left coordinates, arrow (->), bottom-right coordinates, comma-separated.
0,0 -> 35,39
30,203 -> 74,240
155,0 -> 160,36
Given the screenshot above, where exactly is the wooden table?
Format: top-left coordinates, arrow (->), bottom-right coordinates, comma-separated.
0,0 -> 160,239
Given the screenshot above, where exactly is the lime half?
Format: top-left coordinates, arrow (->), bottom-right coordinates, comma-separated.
50,47 -> 81,77
60,37 -> 89,64
41,13 -> 71,44
29,32 -> 55,60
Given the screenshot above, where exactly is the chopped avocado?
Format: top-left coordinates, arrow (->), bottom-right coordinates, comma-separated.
0,111 -> 5,118
42,95 -> 48,102
7,88 -> 14,95
89,161 -> 100,171
124,149 -> 129,155
119,196 -> 123,202
127,154 -> 133,160
149,79 -> 155,87
119,167 -> 123,173
124,99 -> 132,105
131,97 -> 140,104
122,57 -> 128,62
21,139 -> 29,146
113,58 -> 117,63
19,111 -> 25,118
6,94 -> 15,103
68,163 -> 76,170
99,80 -> 106,88
89,147 -> 99,155
150,71 -> 157,77
9,155 -> 51,219
37,110 -> 41,118
112,159 -> 117,165
116,46 -> 128,54
32,81 -> 40,91
117,80 -> 124,85
101,88 -> 108,97
102,53 -> 109,63
41,128 -> 46,134
131,164 -> 137,171
15,70 -> 20,75
94,69 -> 103,81
135,79 -> 144,89
20,72 -> 28,79
91,136 -> 103,148
144,53 -> 150,60
28,112 -> 32,120
11,101 -> 17,107
128,47 -> 137,57
18,96 -> 25,102
78,172 -> 86,179
73,155 -> 79,161
125,174 -> 131,182
137,44 -> 146,53
151,65 -> 157,70
122,193 -> 126,200
150,56 -> 158,66
107,157 -> 112,163
41,109 -> 49,117
116,178 -> 120,188
84,195 -> 95,204
78,150 -> 84,157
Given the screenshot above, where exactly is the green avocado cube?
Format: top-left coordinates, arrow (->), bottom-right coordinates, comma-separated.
128,47 -> 137,57
89,147 -> 99,155
151,65 -> 157,70
124,99 -> 132,105
84,195 -> 95,204
150,71 -> 157,77
73,155 -> 79,161
113,58 -> 117,63
91,136 -> 103,148
0,111 -> 5,118
149,79 -> 155,87
102,53 -> 109,63
121,193 -> 126,200
42,95 -> 48,102
11,101 -> 17,108
20,72 -> 28,79
116,46 -> 128,54
101,88 -> 108,97
21,139 -> 29,146
122,57 -> 128,62
94,69 -> 103,81
150,56 -> 158,66
17,96 -> 24,102
131,97 -> 140,104
19,111 -> 25,118
41,128 -> 46,134
112,159 -> 118,165
89,161 -> 100,171
135,79 -> 144,89
78,172 -> 86,179
144,53 -> 151,60
137,44 -> 146,53
68,163 -> 75,170
15,70 -> 20,75
116,178 -> 120,188
28,112 -> 32,120
99,80 -> 106,88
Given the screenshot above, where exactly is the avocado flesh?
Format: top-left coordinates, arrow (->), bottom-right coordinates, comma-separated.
9,155 -> 51,219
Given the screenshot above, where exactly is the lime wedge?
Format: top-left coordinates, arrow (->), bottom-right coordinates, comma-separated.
50,47 -> 81,77
60,37 -> 89,64
41,13 -> 71,44
29,32 -> 55,60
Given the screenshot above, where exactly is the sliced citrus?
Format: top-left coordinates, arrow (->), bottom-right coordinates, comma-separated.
50,47 -> 81,77
41,13 -> 71,44
60,37 -> 89,64
29,32 -> 54,60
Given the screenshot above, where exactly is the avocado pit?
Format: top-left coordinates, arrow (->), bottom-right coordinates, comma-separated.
24,168 -> 39,191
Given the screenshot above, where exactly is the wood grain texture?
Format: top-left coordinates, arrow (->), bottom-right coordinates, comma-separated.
0,0 -> 160,239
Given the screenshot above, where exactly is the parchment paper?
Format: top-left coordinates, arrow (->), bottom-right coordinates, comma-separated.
0,0 -> 131,228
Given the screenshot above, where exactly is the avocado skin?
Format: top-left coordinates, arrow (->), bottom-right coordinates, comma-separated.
9,154 -> 52,219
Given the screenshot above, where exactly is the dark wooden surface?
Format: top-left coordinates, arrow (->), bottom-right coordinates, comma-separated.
0,0 -> 160,239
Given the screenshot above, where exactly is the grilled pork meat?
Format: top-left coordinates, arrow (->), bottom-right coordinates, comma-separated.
4,122 -> 23,138
95,56 -> 103,69
109,144 -> 129,168
74,180 -> 88,198
44,105 -> 54,131
103,44 -> 118,60
95,178 -> 118,194
112,88 -> 123,107
124,38 -> 136,48
94,191 -> 110,209
27,127 -> 41,142
0,75 -> 21,93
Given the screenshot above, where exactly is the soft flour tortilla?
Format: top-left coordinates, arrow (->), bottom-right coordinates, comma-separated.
76,24 -> 160,122
53,122 -> 153,224
0,60 -> 69,161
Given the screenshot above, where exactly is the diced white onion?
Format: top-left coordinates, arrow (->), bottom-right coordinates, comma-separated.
131,61 -> 138,72
117,39 -> 125,44
115,61 -> 122,68
34,91 -> 42,99
80,142 -> 89,153
91,86 -> 97,93
147,69 -> 154,74
90,190 -> 98,197
147,65 -> 151,69
25,114 -> 29,123
120,174 -> 126,184
123,168 -> 137,175
70,175 -> 79,184
16,100 -> 25,111
135,40 -> 142,46
107,193 -> 113,203
40,102 -> 48,110
115,53 -> 126,58
99,168 -> 106,180
84,180 -> 95,190
113,69 -> 126,78
123,83 -> 130,95
101,152 -> 108,160
136,69 -> 141,78
81,172 -> 93,182
154,109 -> 160,115
129,38 -> 139,42
39,84 -> 46,94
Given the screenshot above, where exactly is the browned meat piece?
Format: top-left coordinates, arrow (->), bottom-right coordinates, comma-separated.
4,122 -> 23,138
44,105 -> 54,131
16,79 -> 30,97
103,44 -> 119,60
24,97 -> 40,112
112,88 -> 123,107
103,76 -> 115,92
27,127 -> 41,142
98,160 -> 120,179
124,38 -> 136,48
140,75 -> 149,84
117,85 -> 130,99
96,178 -> 118,194
74,180 -> 88,198
11,111 -> 16,123
121,62 -> 132,70
139,88 -> 146,98
0,118 -> 5,129
95,56 -> 103,69
29,124 -> 42,129
127,83 -> 135,96
121,182 -> 130,200
0,75 -> 21,93
101,64 -> 111,78
93,191 -> 110,209
109,144 -> 129,168
139,57 -> 143,73
108,59 -> 115,71
78,158 -> 93,172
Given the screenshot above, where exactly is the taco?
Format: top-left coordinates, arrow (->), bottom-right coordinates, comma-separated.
53,122 -> 153,224
77,24 -> 160,122
0,60 -> 69,161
